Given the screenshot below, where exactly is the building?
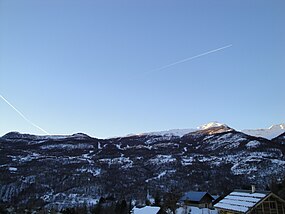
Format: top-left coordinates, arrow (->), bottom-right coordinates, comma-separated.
214,188 -> 285,214
180,191 -> 216,208
133,206 -> 160,214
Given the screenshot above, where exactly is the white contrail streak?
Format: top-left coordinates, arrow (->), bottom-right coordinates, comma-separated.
145,44 -> 233,75
0,95 -> 50,135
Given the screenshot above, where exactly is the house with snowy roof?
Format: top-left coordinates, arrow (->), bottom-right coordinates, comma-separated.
179,191 -> 217,208
133,206 -> 160,214
214,186 -> 285,214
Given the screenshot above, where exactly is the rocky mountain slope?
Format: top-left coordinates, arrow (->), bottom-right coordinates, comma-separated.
0,123 -> 285,210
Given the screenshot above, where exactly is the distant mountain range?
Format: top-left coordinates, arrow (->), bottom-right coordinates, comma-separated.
134,122 -> 285,140
0,122 -> 285,210
242,124 -> 285,140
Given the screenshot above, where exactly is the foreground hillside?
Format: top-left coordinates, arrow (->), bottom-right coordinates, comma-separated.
0,124 -> 285,209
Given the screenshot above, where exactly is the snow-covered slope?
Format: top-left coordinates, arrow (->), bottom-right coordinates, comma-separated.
139,128 -> 196,137
139,122 -> 285,140
197,122 -> 226,130
1,126 -> 285,210
242,124 -> 285,140
134,122 -> 227,137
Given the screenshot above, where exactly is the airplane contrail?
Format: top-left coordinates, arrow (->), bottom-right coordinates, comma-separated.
0,94 -> 50,135
144,44 -> 233,75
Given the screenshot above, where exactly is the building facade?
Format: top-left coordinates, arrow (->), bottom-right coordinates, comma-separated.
214,190 -> 285,214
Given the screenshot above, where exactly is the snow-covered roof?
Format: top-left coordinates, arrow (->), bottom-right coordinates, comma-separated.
214,191 -> 268,213
133,206 -> 160,214
180,191 -> 214,202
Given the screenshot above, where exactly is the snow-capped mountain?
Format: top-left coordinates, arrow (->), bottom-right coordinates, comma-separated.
197,121 -> 226,130
242,124 -> 285,140
0,123 -> 285,210
134,122 -> 227,137
133,122 -> 285,140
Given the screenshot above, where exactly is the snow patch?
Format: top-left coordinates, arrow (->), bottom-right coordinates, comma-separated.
76,168 -> 101,176
246,140 -> 260,148
149,155 -> 176,164
41,144 -> 93,150
198,122 -> 225,130
9,167 -> 17,172
145,170 -> 176,182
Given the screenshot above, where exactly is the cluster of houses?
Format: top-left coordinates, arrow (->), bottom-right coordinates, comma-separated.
134,186 -> 285,214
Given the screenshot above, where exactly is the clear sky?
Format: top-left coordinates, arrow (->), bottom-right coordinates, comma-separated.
1,0 -> 285,138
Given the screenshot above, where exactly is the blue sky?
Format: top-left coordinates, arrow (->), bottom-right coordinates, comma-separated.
1,0 -> 285,138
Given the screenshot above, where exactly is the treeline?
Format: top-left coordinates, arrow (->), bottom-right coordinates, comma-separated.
0,190 -> 182,214
2,177 -> 285,214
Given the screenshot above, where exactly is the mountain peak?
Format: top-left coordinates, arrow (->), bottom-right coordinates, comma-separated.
242,123 -> 285,140
269,124 -> 285,130
2,132 -> 37,140
1,132 -> 92,141
193,122 -> 233,135
197,122 -> 227,130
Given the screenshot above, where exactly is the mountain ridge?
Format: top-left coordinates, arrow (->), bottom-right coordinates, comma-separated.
1,124 -> 285,210
124,122 -> 285,140
2,122 -> 285,140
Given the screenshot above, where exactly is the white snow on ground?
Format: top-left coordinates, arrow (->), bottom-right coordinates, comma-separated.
149,155 -> 176,164
198,122 -> 225,130
229,151 -> 279,175
231,161 -> 257,175
98,157 -> 133,168
176,206 -> 218,214
125,144 -> 153,150
76,168 -> 101,176
41,143 -> 94,150
137,129 -> 196,138
271,159 -> 285,165
129,122 -> 227,138
8,167 -> 17,172
42,192 -> 99,211
116,144 -> 122,150
203,133 -> 246,151
181,155 -> 222,167
242,124 -> 285,140
144,136 -> 179,144
181,156 -> 194,166
246,140 -> 260,148
133,206 -> 160,214
145,170 -> 176,182
8,153 -> 41,163
98,142 -> 102,149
